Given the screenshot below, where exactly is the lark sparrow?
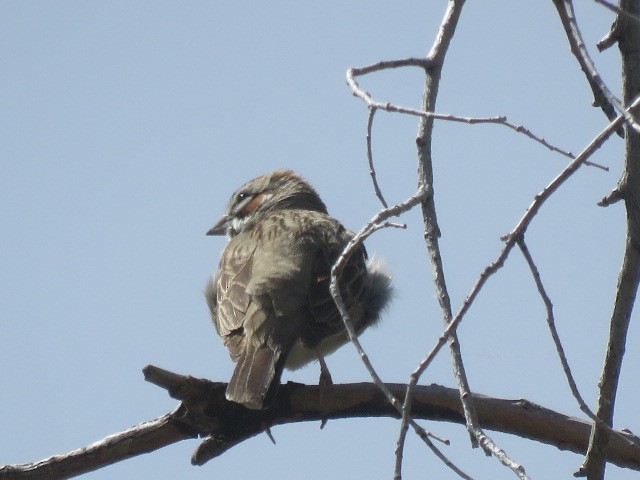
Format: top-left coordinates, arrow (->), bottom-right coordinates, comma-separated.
205,170 -> 392,409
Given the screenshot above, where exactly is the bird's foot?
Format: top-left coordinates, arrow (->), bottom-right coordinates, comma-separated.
317,353 -> 333,429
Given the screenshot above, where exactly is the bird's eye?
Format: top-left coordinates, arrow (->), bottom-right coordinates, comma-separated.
237,192 -> 251,202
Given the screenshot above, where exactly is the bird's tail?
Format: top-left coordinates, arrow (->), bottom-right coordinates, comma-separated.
361,258 -> 394,331
226,342 -> 287,410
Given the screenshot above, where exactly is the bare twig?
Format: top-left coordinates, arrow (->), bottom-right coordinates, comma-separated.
502,96 -> 639,243
412,0 -> 489,466
552,0 -> 640,134
387,2 -> 490,477
366,106 -> 389,207
594,1 -> 623,52
594,0 -> 640,24
404,95 -> 639,479
329,186 -> 431,421
347,65 -> 608,171
598,186 -> 624,206
597,26 -> 619,52
344,4 -> 638,478
518,238 -> 640,466
348,57 -> 432,76
415,95 -> 639,388
348,2 -> 611,478
330,185 -> 477,479
595,0 -> 624,53
411,238 -> 526,466
517,240 -> 599,422
403,1 -> 531,479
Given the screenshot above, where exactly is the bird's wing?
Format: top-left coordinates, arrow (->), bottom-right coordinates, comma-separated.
305,224 -> 368,337
213,240 -> 258,362
213,213 -> 321,408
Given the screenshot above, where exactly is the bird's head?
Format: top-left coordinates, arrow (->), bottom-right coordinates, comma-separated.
206,170 -> 328,237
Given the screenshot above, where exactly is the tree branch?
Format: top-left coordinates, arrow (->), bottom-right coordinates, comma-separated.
409,0 -> 495,467
408,2 -> 529,478
579,0 -> 640,477
551,0 -> 639,135
0,405 -> 193,480
346,61 -> 608,171
4,366 -> 640,480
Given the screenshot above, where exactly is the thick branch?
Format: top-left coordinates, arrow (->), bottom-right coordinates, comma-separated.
579,1 -> 640,477
3,366 -> 640,480
0,406 -> 193,480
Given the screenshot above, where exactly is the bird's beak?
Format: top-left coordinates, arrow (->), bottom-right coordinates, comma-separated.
206,215 -> 231,236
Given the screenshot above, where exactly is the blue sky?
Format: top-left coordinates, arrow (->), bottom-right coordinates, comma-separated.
1,2 -> 638,478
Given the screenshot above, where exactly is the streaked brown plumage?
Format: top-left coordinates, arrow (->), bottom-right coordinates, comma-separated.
205,170 -> 392,409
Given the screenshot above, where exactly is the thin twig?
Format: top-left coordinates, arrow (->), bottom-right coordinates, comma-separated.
366,106 -> 389,207
430,97 -> 639,375
351,57 -> 433,74
401,96 -> 639,479
502,96 -> 640,243
347,66 -> 608,171
392,3 -> 483,477
330,187 -> 431,419
518,237 -> 640,461
411,0 -> 487,464
552,0 -> 640,134
594,0 -> 623,53
407,1 -> 531,478
598,186 -> 624,206
330,185 -> 475,479
518,240 -> 600,421
346,9 -> 637,478
594,0 -> 640,23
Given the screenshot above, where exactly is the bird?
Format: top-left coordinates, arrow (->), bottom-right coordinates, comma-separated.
204,169 -> 392,410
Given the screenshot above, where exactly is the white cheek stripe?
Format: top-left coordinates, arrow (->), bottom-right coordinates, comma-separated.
231,217 -> 247,232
